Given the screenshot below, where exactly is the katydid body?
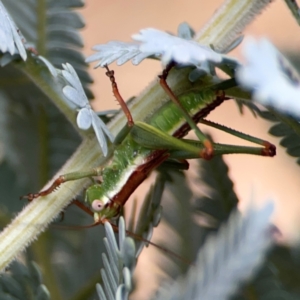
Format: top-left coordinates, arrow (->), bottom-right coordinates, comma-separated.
23,67 -> 276,224
23,87 -> 275,223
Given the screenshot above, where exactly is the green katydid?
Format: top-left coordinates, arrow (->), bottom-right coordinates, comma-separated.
23,65 -> 276,225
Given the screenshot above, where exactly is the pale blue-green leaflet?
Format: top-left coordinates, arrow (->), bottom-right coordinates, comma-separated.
62,63 -> 114,156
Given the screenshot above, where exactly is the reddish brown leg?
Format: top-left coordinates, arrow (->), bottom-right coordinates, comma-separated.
21,168 -> 103,201
104,65 -> 134,127
261,142 -> 276,157
71,199 -> 94,217
21,175 -> 66,201
57,199 -> 94,222
158,63 -> 214,159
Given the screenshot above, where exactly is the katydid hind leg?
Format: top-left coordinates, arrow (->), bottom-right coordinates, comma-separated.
169,139 -> 276,159
200,119 -> 276,157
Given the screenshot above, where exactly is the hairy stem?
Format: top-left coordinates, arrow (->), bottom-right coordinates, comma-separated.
195,0 -> 274,52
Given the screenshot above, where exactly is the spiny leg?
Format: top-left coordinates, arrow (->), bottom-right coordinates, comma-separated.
21,168 -> 103,201
130,121 -> 276,159
158,63 -> 214,159
200,119 -> 276,156
104,65 -> 134,127
169,140 -> 276,159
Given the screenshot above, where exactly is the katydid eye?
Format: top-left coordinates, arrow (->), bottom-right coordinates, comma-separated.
92,200 -> 104,212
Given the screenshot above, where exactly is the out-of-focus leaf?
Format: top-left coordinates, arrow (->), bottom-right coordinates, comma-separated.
0,260 -> 51,300
193,144 -> 239,226
237,99 -> 300,165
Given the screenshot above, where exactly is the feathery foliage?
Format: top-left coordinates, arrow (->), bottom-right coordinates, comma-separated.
0,1 -> 300,300
236,100 -> 300,165
96,218 -> 136,300
152,202 -> 274,300
0,260 -> 50,300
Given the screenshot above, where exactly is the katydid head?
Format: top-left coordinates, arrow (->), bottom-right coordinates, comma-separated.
85,184 -> 120,222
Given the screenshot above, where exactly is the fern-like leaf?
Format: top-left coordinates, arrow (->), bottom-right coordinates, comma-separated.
0,0 -> 91,190
236,100 -> 300,165
96,217 -> 136,300
153,202 -> 274,300
0,260 -> 50,300
1,0 -> 92,89
0,1 -> 27,61
193,153 -> 239,226
129,172 -> 165,257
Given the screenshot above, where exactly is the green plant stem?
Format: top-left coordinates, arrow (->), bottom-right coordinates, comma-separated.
0,0 -> 274,271
195,0 -> 274,52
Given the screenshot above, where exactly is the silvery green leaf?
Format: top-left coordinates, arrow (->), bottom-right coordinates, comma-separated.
92,112 -> 115,145
121,238 -> 136,271
152,205 -> 162,227
103,238 -> 119,277
87,27 -> 223,68
142,223 -> 153,244
37,55 -> 58,77
0,293 -> 18,300
86,41 -> 141,68
35,284 -> 51,300
104,221 -> 119,254
237,37 -> 300,117
77,107 -> 92,129
102,253 -> 118,292
29,261 -> 43,286
122,267 -> 132,291
177,22 -> 195,40
131,51 -> 155,65
115,284 -> 127,300
62,63 -> 87,106
101,268 -> 114,300
0,275 -> 23,299
96,283 -> 107,300
132,28 -> 223,66
62,63 -> 114,156
118,217 -> 126,252
0,1 -> 27,60
153,202 -> 274,300
97,218 -> 138,300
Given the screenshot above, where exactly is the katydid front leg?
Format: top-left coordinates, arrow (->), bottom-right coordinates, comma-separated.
21,168 -> 103,201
